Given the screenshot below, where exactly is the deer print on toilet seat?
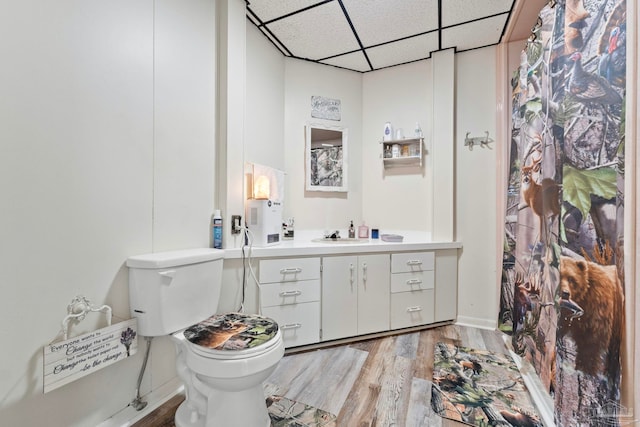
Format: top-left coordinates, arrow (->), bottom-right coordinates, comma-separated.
184,313 -> 279,351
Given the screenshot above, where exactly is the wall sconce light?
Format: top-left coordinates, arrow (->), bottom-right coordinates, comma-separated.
253,175 -> 270,199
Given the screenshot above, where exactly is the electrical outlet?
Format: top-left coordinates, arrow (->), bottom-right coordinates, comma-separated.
231,215 -> 242,234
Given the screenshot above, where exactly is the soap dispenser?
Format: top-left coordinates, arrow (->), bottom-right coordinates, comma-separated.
358,221 -> 369,239
348,221 -> 355,238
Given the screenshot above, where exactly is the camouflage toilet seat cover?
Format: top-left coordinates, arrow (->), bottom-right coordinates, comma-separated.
183,312 -> 279,351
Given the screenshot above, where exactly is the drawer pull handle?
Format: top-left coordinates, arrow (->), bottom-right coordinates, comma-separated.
281,323 -> 302,330
406,260 -> 423,266
406,306 -> 422,313
349,263 -> 355,285
406,279 -> 423,285
280,267 -> 302,274
279,290 -> 302,297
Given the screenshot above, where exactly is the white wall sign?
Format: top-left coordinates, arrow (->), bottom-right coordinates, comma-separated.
43,318 -> 138,393
311,95 -> 341,121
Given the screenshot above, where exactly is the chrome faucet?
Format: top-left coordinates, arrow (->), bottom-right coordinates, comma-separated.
324,230 -> 341,239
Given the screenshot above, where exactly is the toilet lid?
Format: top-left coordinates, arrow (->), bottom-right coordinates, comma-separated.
183,312 -> 279,358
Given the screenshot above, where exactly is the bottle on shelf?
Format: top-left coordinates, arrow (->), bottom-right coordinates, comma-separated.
348,220 -> 355,238
384,145 -> 392,158
414,122 -> 423,138
383,122 -> 393,142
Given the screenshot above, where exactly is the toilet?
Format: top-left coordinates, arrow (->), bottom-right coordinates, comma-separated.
127,248 -> 284,427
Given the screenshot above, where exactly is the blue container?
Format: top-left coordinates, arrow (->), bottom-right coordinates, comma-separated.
212,210 -> 223,249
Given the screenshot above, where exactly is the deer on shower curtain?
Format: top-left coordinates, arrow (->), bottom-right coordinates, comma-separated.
499,0 -> 626,425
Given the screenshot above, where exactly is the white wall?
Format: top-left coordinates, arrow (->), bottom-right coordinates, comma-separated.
283,60 -> 363,230
454,47 -> 499,328
360,50 -> 498,327
362,61 -> 433,232
245,24 -> 285,170
0,1 -> 216,425
217,20 -> 286,314
153,0 -> 217,252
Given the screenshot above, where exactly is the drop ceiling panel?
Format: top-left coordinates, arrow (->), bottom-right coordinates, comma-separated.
341,0 -> 439,47
320,51 -> 371,72
265,1 -> 360,60
247,0 -> 327,23
442,14 -> 508,52
442,0 -> 513,27
366,33 -> 439,70
246,0 -> 517,72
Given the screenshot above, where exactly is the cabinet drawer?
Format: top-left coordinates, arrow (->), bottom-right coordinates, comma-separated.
391,252 -> 434,273
390,290 -> 435,329
259,279 -> 321,307
261,302 -> 320,347
259,257 -> 320,283
390,270 -> 434,293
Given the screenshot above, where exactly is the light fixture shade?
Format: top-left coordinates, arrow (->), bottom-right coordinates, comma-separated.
253,175 -> 270,199
246,162 -> 285,201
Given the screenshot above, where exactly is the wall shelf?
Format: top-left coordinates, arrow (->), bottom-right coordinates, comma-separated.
381,137 -> 423,168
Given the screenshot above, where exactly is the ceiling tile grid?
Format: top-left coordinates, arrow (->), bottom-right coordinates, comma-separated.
320,50 -> 371,72
256,25 -> 290,55
247,0 -> 328,23
246,0 -> 516,72
441,0 -> 513,26
341,0 -> 439,47
366,32 -> 439,70
442,14 -> 508,52
264,1 -> 360,60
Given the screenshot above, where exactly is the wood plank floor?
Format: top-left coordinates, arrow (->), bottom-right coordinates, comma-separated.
134,324 -> 508,427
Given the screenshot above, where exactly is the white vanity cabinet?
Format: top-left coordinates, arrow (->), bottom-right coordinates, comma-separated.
258,257 -> 321,347
321,254 -> 390,341
390,252 -> 435,329
231,243 -> 460,350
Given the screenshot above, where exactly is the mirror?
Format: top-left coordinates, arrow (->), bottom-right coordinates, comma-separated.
305,124 -> 348,192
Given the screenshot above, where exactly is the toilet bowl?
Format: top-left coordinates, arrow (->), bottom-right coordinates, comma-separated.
172,313 -> 284,427
126,249 -> 284,427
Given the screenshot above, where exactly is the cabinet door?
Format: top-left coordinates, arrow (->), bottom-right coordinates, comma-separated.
357,254 -> 390,335
321,256 -> 358,341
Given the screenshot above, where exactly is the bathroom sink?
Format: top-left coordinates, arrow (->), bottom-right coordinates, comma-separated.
311,238 -> 367,244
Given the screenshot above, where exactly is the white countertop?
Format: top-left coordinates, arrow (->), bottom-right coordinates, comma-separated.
223,230 -> 462,259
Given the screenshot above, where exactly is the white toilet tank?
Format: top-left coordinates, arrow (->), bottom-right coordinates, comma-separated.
127,248 -> 225,337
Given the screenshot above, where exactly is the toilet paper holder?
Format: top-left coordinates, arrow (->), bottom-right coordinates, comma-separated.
61,295 -> 112,340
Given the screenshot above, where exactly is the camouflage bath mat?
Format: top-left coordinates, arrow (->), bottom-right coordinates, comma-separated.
267,395 -> 336,427
430,342 -> 542,427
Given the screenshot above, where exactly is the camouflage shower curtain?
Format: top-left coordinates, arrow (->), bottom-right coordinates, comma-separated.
499,0 -> 626,425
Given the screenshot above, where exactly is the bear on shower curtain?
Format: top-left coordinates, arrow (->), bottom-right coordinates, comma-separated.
499,0 -> 626,425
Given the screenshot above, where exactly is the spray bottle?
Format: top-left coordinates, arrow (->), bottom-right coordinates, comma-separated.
212,210 -> 223,249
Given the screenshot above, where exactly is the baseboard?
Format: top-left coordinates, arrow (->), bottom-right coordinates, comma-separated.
98,378 -> 183,427
502,335 -> 557,427
455,315 -> 498,330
